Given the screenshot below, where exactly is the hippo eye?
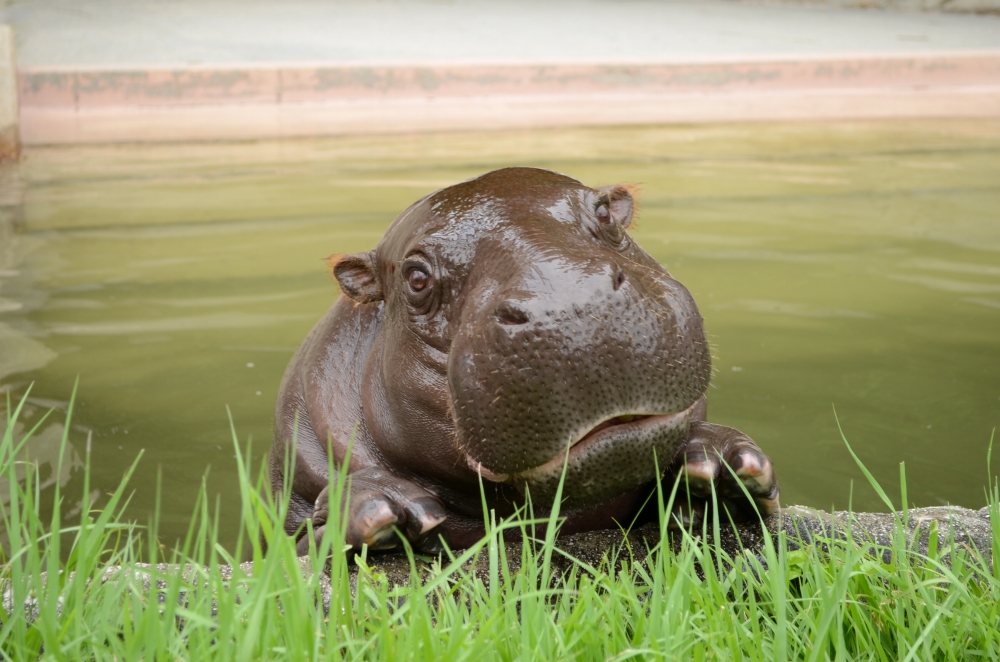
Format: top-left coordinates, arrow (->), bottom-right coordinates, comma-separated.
407,268 -> 429,292
596,204 -> 611,224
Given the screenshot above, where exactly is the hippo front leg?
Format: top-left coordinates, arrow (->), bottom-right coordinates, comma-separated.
664,422 -> 779,528
298,467 -> 448,555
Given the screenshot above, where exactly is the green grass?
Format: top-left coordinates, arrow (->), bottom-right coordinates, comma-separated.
1,387 -> 999,661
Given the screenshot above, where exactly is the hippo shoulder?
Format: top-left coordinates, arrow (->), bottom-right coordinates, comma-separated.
278,295 -> 384,467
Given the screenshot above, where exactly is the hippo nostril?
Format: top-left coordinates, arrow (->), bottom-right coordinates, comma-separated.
496,303 -> 530,326
613,269 -> 626,291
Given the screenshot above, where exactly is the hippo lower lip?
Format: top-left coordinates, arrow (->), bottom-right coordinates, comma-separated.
466,401 -> 698,484
466,456 -> 511,482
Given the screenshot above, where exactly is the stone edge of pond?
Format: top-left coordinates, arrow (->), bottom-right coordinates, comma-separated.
3,505 -> 992,621
355,504 -> 994,591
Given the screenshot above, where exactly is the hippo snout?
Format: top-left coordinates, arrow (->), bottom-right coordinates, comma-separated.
495,301 -> 531,326
493,265 -> 632,327
450,259 -> 710,505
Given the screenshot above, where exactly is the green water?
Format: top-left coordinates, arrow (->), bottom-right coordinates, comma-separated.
1,121 -> 999,551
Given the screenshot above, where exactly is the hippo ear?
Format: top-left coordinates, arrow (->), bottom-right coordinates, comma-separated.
330,251 -> 384,303
599,185 -> 635,228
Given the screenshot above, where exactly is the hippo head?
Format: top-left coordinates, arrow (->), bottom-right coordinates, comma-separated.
334,168 -> 710,511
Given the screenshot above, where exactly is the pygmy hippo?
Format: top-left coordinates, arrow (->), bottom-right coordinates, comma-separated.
271,167 -> 779,554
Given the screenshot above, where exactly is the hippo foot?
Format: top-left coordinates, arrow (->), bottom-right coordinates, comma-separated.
297,467 -> 448,555
665,422 -> 779,529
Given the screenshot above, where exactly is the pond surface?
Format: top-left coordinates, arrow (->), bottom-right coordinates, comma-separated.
2,121 -> 999,551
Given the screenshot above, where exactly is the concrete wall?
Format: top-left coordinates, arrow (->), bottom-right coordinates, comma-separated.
0,25 -> 19,160
4,2 -> 1000,146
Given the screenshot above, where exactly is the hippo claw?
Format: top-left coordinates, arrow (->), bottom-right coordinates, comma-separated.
298,467 -> 449,554
666,421 -> 779,529
355,500 -> 400,549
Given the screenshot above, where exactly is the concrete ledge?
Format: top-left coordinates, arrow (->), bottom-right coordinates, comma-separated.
17,52 -> 1000,144
0,25 -> 19,158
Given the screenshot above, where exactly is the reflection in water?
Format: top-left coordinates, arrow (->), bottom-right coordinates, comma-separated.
0,420 -> 101,551
0,120 -> 998,552
0,422 -> 82,507
964,298 -> 1000,311
0,322 -> 57,380
711,300 -> 875,319
889,275 -> 1000,294
47,312 -> 314,336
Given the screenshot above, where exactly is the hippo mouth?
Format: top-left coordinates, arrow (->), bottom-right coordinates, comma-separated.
466,401 -> 697,484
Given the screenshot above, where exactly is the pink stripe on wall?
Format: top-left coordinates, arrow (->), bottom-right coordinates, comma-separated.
16,52 -> 1000,143
19,55 -> 1000,108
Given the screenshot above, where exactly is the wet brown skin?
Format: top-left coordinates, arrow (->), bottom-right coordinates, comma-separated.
272,167 -> 779,554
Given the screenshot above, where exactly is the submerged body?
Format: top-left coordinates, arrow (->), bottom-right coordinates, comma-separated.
272,168 -> 778,553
